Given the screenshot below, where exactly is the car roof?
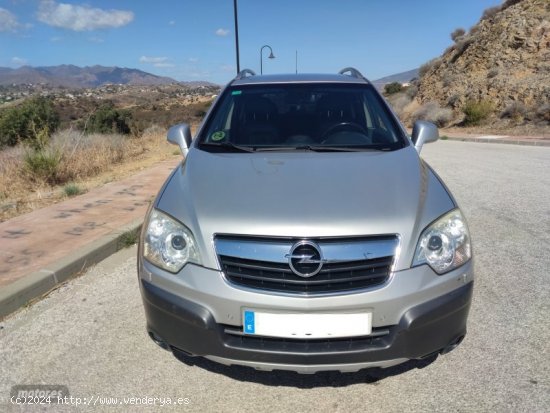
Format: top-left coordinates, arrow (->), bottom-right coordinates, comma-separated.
231,72 -> 370,86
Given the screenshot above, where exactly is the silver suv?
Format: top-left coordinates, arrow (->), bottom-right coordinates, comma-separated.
138,68 -> 473,374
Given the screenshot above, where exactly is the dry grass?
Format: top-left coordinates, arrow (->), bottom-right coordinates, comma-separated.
412,102 -> 454,127
0,125 -> 183,222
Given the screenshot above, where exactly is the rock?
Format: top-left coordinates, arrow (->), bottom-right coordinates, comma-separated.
416,0 -> 550,124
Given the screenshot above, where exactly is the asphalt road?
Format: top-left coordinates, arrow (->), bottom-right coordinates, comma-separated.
1,141 -> 549,412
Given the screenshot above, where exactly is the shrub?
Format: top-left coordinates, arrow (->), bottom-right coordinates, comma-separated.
192,100 -> 213,118
405,85 -> 418,99
412,101 -> 454,127
142,124 -> 165,137
419,57 -> 442,78
451,37 -> 474,62
502,0 -> 523,10
63,183 -> 83,197
444,45 -> 456,55
84,103 -> 131,135
481,6 -> 500,20
23,147 -> 62,184
462,100 -> 494,125
387,93 -> 412,117
0,97 -> 59,149
469,25 -> 481,36
118,227 -> 141,249
384,82 -> 403,95
535,104 -> 550,123
451,28 -> 466,42
447,94 -> 461,107
500,102 -> 528,121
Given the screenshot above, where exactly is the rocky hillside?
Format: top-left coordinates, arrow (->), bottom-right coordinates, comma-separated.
415,0 -> 549,125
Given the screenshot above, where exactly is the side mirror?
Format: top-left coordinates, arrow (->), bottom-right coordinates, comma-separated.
411,121 -> 439,153
167,123 -> 192,157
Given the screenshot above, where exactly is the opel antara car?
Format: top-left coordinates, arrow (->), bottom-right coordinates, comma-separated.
138,67 -> 473,374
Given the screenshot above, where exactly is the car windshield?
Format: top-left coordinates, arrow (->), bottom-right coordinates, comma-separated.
198,83 -> 407,152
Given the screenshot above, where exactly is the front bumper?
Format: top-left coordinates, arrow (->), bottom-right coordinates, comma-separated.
139,268 -> 473,373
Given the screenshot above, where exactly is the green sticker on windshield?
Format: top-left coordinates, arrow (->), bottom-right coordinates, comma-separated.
211,131 -> 226,141
231,90 -> 242,95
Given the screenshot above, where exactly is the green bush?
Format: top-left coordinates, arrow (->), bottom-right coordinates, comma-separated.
462,100 -> 494,125
63,183 -> 83,197
118,227 -> 141,249
23,148 -> 62,184
384,82 -> 403,95
84,103 -> 131,135
0,97 -> 59,149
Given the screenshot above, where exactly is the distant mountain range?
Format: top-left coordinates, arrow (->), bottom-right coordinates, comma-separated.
0,65 -> 218,88
0,64 -> 418,90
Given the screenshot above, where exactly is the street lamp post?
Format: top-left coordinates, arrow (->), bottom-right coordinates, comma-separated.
233,0 -> 240,73
260,45 -> 275,75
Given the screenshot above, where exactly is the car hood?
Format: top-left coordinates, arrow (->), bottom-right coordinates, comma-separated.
157,146 -> 455,271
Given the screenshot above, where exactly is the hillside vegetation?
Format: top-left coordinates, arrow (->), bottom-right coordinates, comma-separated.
0,83 -> 216,221
388,0 -> 549,132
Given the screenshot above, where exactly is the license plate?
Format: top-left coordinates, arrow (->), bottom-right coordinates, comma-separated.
242,310 -> 372,339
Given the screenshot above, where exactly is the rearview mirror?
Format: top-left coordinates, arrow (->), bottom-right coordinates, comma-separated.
167,123 -> 192,157
411,121 -> 439,153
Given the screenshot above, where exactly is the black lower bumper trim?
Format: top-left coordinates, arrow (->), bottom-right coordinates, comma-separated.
140,279 -> 473,366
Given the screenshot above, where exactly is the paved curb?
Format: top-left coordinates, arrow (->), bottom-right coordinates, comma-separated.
0,217 -> 143,319
444,136 -> 550,147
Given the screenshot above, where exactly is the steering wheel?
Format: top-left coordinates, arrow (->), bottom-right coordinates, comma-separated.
321,122 -> 369,142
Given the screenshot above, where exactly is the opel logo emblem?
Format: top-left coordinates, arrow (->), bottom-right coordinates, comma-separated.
285,241 -> 324,278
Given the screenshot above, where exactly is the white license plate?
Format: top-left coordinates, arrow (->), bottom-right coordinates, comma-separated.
242,310 -> 372,339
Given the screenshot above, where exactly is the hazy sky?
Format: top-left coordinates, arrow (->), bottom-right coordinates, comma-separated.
1,0 -> 501,84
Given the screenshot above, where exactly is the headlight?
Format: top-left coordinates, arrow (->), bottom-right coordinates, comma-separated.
143,209 -> 200,273
413,209 -> 471,274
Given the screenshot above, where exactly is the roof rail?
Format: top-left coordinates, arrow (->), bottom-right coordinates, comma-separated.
235,68 -> 256,80
338,67 -> 369,82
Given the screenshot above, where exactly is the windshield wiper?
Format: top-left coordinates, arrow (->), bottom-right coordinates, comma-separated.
200,143 -> 392,153
255,145 -> 390,152
200,142 -> 256,153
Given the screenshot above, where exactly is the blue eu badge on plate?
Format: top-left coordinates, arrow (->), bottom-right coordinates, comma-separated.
244,311 -> 255,334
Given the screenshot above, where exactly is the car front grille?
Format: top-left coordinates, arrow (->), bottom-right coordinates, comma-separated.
216,236 -> 398,295
219,255 -> 393,294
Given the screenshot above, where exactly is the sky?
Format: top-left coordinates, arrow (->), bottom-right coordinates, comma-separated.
0,0 -> 503,84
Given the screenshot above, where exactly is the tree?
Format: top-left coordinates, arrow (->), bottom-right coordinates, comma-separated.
0,97 -> 59,149
84,102 -> 131,135
384,82 -> 403,95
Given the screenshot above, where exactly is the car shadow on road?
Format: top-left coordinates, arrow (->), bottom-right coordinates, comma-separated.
172,351 -> 438,388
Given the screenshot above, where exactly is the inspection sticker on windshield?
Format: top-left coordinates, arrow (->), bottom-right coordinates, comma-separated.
243,309 -> 372,339
211,131 -> 225,141
231,90 -> 242,95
